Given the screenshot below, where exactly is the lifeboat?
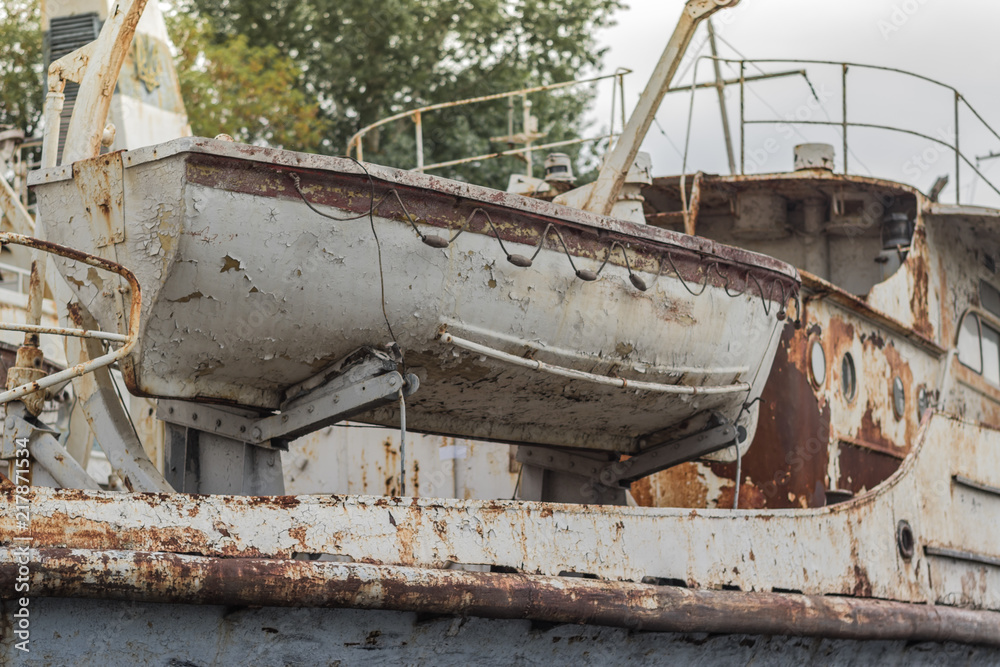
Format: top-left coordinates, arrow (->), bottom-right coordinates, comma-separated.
29,137 -> 798,453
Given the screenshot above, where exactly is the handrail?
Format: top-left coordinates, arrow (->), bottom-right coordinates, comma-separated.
346,70 -> 631,174
682,57 -> 1000,205
439,332 -> 751,395
0,232 -> 142,405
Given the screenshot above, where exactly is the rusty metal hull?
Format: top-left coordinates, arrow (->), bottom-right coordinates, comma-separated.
7,598 -> 998,666
4,412 -> 1000,605
5,410 -> 1000,658
28,137 -> 798,452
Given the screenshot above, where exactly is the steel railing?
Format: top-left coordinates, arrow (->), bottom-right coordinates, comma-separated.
0,232 -> 142,405
346,70 -> 632,176
682,57 -> 1000,205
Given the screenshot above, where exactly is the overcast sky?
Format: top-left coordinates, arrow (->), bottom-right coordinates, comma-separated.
591,0 -> 1000,207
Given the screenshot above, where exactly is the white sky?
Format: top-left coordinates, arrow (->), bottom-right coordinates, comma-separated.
591,0 -> 1000,207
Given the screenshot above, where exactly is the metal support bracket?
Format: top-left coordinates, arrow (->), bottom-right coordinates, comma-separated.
515,446 -> 613,480
514,445 -> 625,505
2,403 -> 101,490
601,420 -> 739,487
157,401 -> 282,450
157,348 -> 420,448
516,418 -> 739,491
514,418 -> 739,505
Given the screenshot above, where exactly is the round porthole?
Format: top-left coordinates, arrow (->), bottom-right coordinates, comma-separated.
892,376 -> 905,420
896,520 -> 915,560
841,353 -> 857,401
809,338 -> 826,387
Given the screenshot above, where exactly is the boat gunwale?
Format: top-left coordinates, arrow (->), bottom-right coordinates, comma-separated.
28,137 -> 800,287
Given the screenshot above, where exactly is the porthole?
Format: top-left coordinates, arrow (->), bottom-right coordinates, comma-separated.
896,520 -> 915,560
841,352 -> 857,401
917,386 -> 929,419
892,376 -> 905,420
809,338 -> 826,387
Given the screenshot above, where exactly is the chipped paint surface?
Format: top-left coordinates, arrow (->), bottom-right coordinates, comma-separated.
283,425 -> 518,500
1,411 -> 999,613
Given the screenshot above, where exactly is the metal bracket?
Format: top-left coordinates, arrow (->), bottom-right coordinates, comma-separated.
158,348 -> 420,447
2,404 -> 57,458
600,421 -> 739,487
2,403 -> 101,489
156,401 -> 282,450
515,446 -> 614,480
515,419 -> 739,492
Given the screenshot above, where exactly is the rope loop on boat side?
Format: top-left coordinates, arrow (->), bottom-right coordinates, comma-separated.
664,252 -> 712,297
288,171 -> 799,323
596,241 -> 648,291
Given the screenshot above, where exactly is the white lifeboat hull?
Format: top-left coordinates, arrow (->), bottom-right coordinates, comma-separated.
30,138 -> 798,452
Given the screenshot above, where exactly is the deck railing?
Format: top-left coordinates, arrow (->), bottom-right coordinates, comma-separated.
346,70 -> 632,176
682,57 -> 1000,205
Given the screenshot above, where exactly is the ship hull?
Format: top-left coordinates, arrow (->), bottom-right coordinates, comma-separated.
9,597 -> 998,666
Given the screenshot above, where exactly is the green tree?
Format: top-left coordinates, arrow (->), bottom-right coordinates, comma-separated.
173,0 -> 622,187
170,14 -> 330,150
0,0 -> 43,137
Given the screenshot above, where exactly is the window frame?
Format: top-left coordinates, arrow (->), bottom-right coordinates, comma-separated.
957,307 -> 1000,386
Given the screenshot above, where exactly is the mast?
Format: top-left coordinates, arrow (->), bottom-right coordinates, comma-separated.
559,0 -> 741,216
707,18 -> 736,175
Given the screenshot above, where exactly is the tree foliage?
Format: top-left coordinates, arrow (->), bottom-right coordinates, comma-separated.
0,0 -> 622,190
173,0 -> 622,187
0,0 -> 44,136
169,14 -> 329,150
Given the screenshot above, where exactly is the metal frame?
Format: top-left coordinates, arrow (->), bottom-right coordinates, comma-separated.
3,402 -> 101,490
514,418 -> 738,498
579,0 -> 741,216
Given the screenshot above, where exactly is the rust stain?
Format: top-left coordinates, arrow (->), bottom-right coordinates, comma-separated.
729,324 -> 832,509
630,462 -> 708,509
288,526 -> 308,549
908,226 -> 933,338
836,443 -> 900,498
882,342 -> 916,449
